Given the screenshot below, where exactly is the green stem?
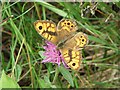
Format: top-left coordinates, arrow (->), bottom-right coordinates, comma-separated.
52,66 -> 59,84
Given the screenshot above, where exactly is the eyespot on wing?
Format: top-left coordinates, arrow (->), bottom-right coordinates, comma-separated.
34,20 -> 58,44
60,48 -> 82,70
57,19 -> 78,32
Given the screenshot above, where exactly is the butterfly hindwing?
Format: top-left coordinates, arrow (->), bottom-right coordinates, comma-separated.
57,19 -> 78,42
60,48 -> 82,70
62,32 -> 88,50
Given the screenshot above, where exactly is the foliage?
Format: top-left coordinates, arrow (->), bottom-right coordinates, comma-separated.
1,1 -> 120,88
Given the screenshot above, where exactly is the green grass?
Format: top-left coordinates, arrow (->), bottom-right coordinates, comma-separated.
1,1 -> 120,88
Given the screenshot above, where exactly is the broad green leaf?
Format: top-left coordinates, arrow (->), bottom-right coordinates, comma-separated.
43,75 -> 57,88
58,66 -> 74,87
39,78 -> 50,88
15,64 -> 22,82
0,70 -> 21,89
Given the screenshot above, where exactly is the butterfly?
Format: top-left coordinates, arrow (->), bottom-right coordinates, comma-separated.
34,19 -> 88,70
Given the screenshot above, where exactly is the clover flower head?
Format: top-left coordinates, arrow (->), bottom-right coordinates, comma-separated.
41,41 -> 68,68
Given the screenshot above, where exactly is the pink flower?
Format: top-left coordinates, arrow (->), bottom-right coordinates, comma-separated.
41,41 -> 68,68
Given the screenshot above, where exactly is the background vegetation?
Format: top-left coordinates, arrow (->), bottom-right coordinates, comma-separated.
1,1 -> 120,88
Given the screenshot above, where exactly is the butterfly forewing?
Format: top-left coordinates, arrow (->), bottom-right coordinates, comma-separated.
34,20 -> 58,44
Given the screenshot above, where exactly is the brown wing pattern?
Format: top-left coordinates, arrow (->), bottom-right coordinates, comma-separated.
57,19 -> 78,42
34,20 -> 58,44
34,19 -> 88,70
62,32 -> 88,50
60,48 -> 82,70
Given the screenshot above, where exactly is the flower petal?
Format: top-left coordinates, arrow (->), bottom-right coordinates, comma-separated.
42,41 -> 68,68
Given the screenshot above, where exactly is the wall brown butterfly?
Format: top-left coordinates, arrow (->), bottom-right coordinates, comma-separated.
34,19 -> 88,70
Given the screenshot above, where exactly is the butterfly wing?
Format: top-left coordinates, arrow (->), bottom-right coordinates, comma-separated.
57,19 -> 78,42
34,20 -> 58,44
60,48 -> 82,70
59,32 -> 88,70
62,32 -> 88,50
34,19 -> 88,70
